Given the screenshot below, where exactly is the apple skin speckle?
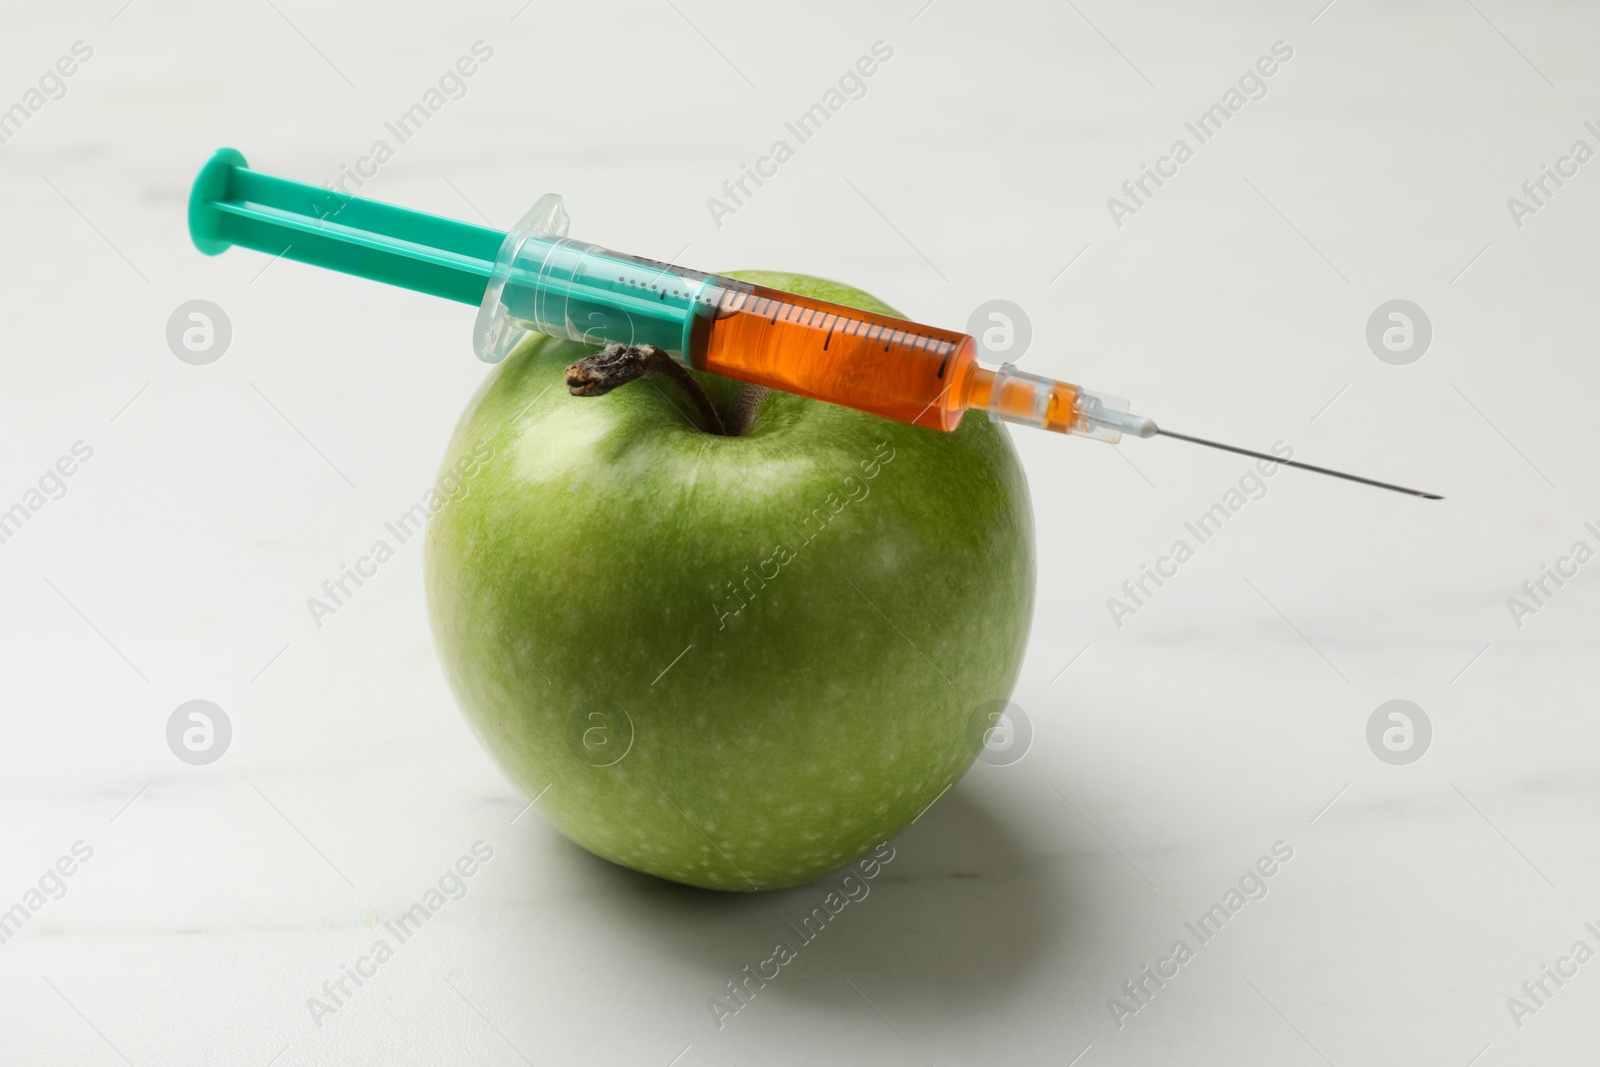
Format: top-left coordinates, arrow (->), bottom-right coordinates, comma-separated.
425,272 -> 1034,891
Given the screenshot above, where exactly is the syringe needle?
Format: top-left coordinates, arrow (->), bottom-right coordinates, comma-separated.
1155,428 -> 1443,500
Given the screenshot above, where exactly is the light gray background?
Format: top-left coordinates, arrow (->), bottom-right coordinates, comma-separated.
3,1 -> 1597,1064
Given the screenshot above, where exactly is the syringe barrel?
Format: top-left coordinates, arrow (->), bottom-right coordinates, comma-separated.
496,237 -> 713,355
486,228 -> 980,430
691,282 -> 976,430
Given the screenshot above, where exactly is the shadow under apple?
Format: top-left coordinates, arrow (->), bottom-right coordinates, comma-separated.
529,779 -> 1078,1023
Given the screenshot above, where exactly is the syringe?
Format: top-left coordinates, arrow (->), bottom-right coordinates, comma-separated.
188,150 -> 1438,499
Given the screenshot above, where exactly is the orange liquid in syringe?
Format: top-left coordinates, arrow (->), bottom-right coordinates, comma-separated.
693,283 -> 978,431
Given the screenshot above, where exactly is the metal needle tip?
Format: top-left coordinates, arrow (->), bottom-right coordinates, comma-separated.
1155,429 -> 1443,500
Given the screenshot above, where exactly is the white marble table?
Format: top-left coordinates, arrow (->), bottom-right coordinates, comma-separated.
3,1 -> 1597,1063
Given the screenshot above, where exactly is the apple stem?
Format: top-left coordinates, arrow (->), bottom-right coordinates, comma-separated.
725,383 -> 768,437
565,344 -> 727,436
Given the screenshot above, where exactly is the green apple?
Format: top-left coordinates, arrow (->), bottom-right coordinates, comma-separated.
425,271 -> 1034,891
